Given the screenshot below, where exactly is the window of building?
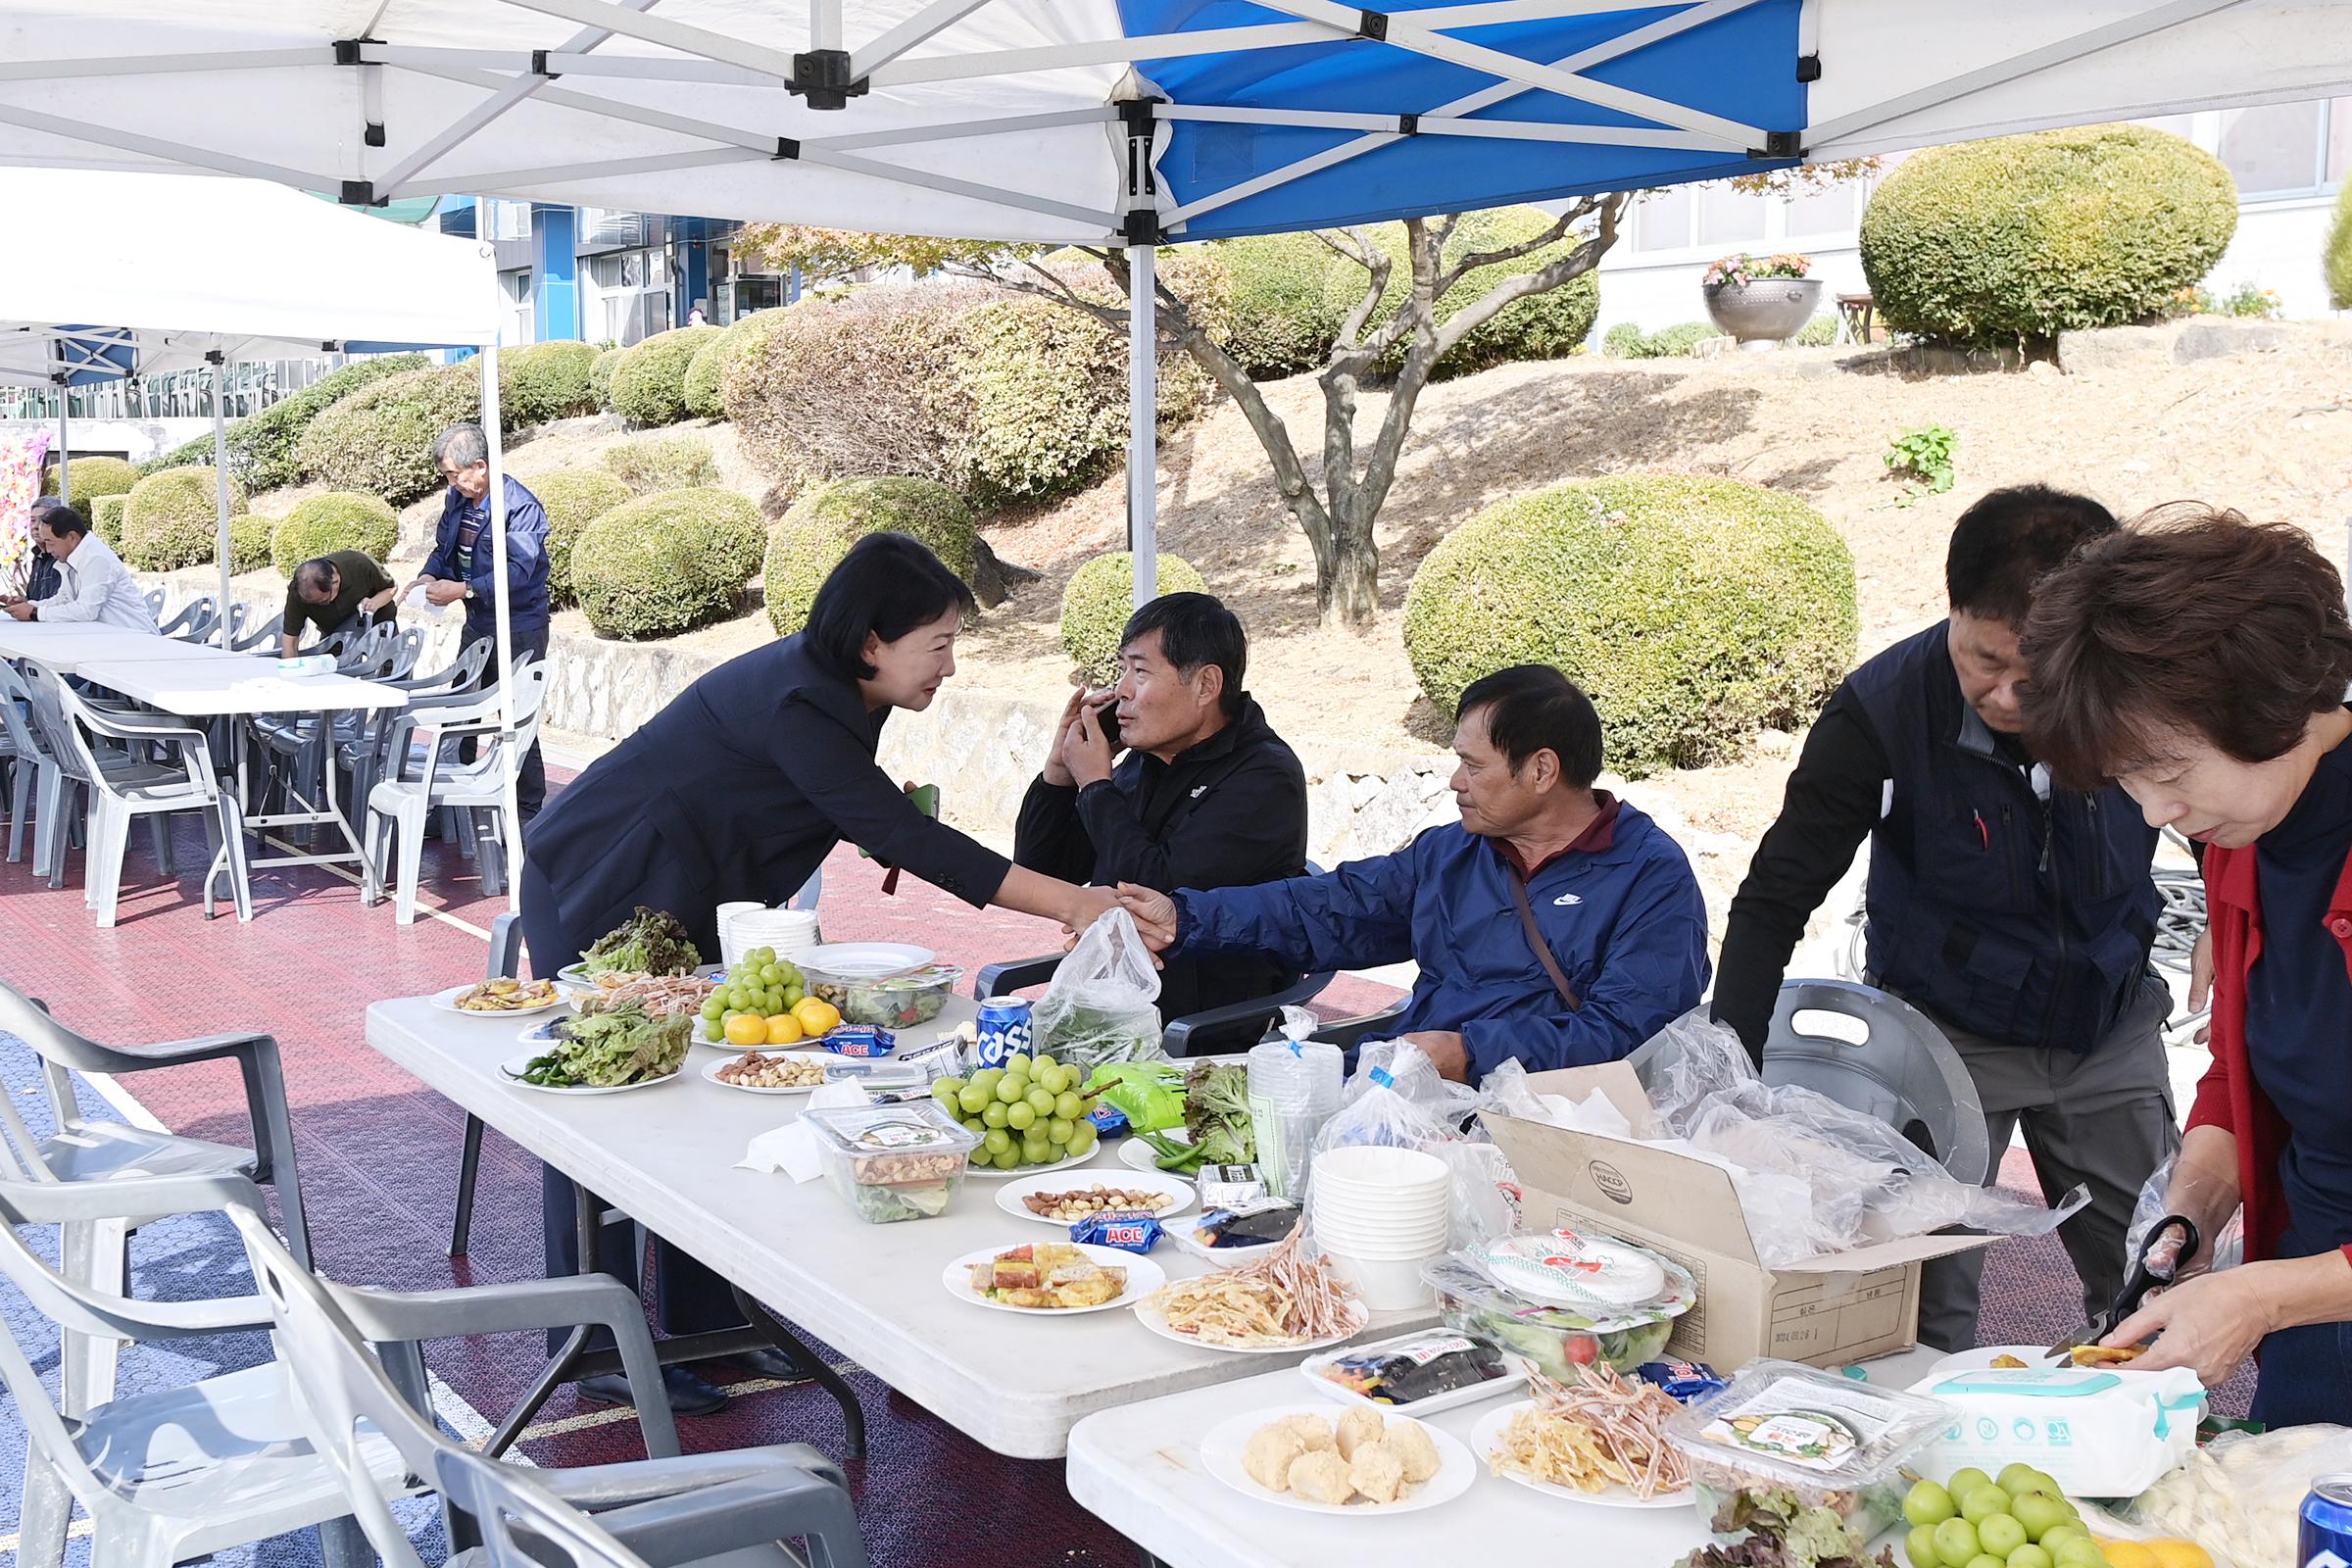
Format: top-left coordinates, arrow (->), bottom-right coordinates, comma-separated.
2217,99 -> 2330,196
1785,181 -> 1862,238
1695,181 -> 1768,247
1633,185 -> 1695,251
482,199 -> 533,242
499,269 -> 533,346
586,248 -> 672,346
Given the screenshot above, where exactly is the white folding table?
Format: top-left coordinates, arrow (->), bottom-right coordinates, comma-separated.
1065,1348 -> 1946,1568
365,992 -> 1437,1461
74,658 -> 408,915
2,630 -> 248,676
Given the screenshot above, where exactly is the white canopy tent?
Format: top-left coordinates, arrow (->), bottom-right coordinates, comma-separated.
0,165 -> 520,898
1,0 -> 2348,600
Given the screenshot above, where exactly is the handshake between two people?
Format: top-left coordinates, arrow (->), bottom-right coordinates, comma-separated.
1059,883 -> 1181,961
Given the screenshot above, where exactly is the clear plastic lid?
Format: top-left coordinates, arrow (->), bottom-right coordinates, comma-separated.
1423,1233 -> 1697,1334
1663,1359 -> 1955,1488
802,1101 -> 981,1159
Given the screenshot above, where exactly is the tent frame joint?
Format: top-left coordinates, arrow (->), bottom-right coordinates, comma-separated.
1397,112 -> 1421,135
1795,52 -> 1821,82
790,48 -> 868,110
531,48 -> 561,78
1356,9 -> 1390,41
1747,128 -> 1803,159
338,178 -> 381,207
1122,208 -> 1164,246
330,38 -> 381,68
774,136 -> 803,160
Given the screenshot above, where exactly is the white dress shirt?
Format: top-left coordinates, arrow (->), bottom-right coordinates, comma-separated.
37,534 -> 159,631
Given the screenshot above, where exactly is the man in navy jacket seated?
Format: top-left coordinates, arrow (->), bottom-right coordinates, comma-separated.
1117,664 -> 1709,1080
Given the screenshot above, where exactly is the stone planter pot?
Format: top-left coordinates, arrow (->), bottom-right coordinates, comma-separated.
1702,276 -> 1824,348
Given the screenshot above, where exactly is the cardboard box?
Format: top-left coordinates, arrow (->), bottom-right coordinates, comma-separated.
1479,1061 -> 1995,1372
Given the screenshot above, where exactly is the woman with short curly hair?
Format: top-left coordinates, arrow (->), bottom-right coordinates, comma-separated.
2022,503 -> 2352,1424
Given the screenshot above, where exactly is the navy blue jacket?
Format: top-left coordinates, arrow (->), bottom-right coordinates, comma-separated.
1169,799 -> 1710,1076
422,473 -> 550,642
520,637 -> 1010,967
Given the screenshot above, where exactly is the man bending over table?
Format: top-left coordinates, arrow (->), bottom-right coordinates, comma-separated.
280,551 -> 398,658
1117,664 -> 1710,1078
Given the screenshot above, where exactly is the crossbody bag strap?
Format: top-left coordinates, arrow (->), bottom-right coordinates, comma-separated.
1508,874 -> 1582,1011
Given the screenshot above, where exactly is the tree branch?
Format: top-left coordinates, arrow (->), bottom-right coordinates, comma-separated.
1425,194 -> 1623,367
1435,196 -> 1602,296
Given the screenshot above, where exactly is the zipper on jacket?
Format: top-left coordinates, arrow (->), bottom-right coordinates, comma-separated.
1999,803 -> 2024,906
2037,794 -> 2070,1047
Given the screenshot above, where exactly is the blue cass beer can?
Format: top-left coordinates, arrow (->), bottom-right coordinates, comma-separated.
974,995 -> 1033,1070
2302,1475 -> 2352,1568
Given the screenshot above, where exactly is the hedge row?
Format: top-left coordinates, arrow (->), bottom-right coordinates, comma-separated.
119,467 -> 249,571
570,487 -> 764,639
41,455 -> 139,514
140,353 -> 430,490
1861,123 -> 2237,348
502,340 -> 601,425
610,325 -> 721,426
763,477 -> 977,637
270,491 -> 398,577
292,361 -> 514,506
603,434 -> 717,494
529,468 -> 634,608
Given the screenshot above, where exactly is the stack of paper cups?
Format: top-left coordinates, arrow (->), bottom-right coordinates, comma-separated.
1309,1146 -> 1451,1311
729,907 -> 821,966
714,903 -> 765,968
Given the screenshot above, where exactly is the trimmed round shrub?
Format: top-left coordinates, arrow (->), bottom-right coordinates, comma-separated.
140,353 -> 429,489
89,493 -> 130,546
294,362 -> 498,505
570,487 -> 764,639
1059,552 -> 1208,683
1861,123 -> 2237,348
589,347 -> 625,411
609,325 -> 721,426
763,477 -> 977,637
2328,179 -> 2352,311
270,491 -> 398,578
1215,231 -> 1348,378
1402,474 -> 1856,777
602,434 -> 718,494
502,341 -> 600,425
41,455 -> 139,514
229,515 -> 274,575
528,468 -> 633,608
121,466 -> 249,571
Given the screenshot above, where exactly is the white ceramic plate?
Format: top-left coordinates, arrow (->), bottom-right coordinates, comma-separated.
994,1170 -> 1196,1226
799,942 -> 935,979
498,1049 -> 681,1096
430,981 -> 563,1018
1200,1402 -> 1475,1516
1466,1400 -> 1690,1509
961,1144 -> 1104,1180
1132,1295 -> 1369,1356
700,1051 -> 835,1096
1298,1331 -> 1525,1416
1169,1221 -> 1286,1268
942,1242 -> 1164,1315
1119,1131 -> 1193,1173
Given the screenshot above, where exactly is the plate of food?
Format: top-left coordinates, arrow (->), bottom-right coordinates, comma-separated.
1470,1383 -> 1691,1509
499,1003 -> 692,1094
432,978 -> 562,1016
1202,1404 -> 1473,1515
1134,1231 -> 1369,1354
555,908 -> 705,995
995,1171 -> 1195,1226
1301,1330 -> 1524,1415
943,1242 -> 1163,1314
1119,1129 -> 1195,1173
702,1050 -> 833,1095
572,971 -> 718,1022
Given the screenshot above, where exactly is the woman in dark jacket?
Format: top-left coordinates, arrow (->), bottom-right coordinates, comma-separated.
520,533 -> 1116,1413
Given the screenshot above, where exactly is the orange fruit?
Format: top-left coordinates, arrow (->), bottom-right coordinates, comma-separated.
723,1011 -> 767,1049
2149,1544 -> 2212,1568
2104,1543 -> 2156,1568
763,1013 -> 806,1047
792,997 -> 841,1038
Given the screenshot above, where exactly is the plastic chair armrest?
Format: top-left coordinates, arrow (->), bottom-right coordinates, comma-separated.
531,1445 -> 846,1509
0,1170 -> 267,1226
1159,969 -> 1335,1056
590,1472 -> 863,1568
973,956 -> 1060,998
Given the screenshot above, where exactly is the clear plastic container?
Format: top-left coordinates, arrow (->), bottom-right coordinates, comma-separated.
1663,1359 -> 1956,1541
1422,1247 -> 1695,1381
803,1101 -> 980,1224
803,961 -> 964,1029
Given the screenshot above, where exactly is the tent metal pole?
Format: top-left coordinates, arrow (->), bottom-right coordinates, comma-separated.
481,347 -> 523,916
1127,243 -> 1157,609
209,352 -> 232,649
53,380 -> 69,506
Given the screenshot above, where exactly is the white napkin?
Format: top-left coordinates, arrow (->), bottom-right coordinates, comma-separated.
736,1079 -> 870,1181
403,584 -> 445,617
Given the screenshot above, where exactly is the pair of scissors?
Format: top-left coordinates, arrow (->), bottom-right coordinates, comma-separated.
2044,1213 -> 2200,1362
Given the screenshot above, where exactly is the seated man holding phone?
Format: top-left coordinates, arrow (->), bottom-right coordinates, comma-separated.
1115,665 -> 1710,1080
1014,592 -> 1309,1048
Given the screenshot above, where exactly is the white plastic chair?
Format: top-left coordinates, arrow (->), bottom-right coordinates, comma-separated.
48,671 -> 251,925
18,663 -> 202,899
1,662 -> 53,867
363,660 -> 547,924
225,1203 -> 869,1568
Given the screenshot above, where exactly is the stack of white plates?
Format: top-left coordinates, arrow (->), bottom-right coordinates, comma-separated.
1308,1146 -> 1451,1311
726,907 -> 821,967
714,903 -> 764,967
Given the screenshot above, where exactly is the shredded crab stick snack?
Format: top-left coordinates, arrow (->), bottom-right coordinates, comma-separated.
1143,1226 -> 1361,1348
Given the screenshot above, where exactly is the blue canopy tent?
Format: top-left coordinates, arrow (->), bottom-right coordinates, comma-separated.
2,0 -> 2347,600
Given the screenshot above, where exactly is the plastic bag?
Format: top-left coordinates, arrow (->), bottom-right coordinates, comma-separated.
1247,1005 -> 1343,1200
2121,1424 -> 2352,1568
1630,1009 -> 2085,1267
2127,1150 -> 2244,1278
1088,1061 -> 1185,1134
1032,907 -> 1163,1071
1306,1042 -> 1513,1252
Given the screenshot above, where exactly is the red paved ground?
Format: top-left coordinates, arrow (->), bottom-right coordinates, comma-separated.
0,760 -> 2240,1565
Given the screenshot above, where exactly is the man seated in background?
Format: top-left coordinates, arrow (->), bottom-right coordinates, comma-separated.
280,551 -> 398,658
1,505 -> 156,629
1117,664 -> 1709,1078
1015,592 -> 1308,1049
23,496 -> 65,604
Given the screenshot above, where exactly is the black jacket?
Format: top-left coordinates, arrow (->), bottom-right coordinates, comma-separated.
1013,696 -> 1308,1047
1714,623 -> 2160,1061
521,637 -> 1010,967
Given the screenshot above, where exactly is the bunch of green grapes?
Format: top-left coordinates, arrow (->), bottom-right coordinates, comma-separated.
1903,1465 -> 2107,1568
696,947 -> 807,1044
930,1054 -> 1099,1171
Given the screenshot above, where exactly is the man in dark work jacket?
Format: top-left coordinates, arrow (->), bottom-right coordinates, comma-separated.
1713,485 -> 2179,1351
1015,592 -> 1308,1050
